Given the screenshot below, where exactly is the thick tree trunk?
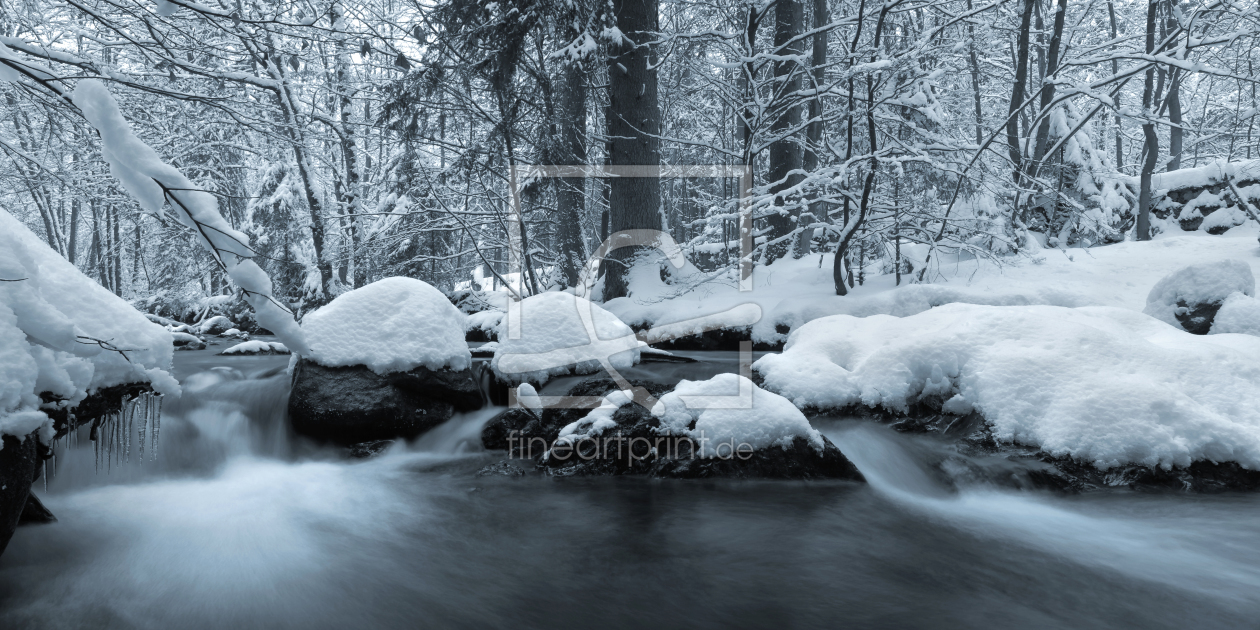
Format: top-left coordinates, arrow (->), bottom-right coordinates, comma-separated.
604,0 -> 663,300
1136,0 -> 1159,241
764,0 -> 806,263
556,61 -> 588,288
1165,0 -> 1183,171
798,0 -> 829,258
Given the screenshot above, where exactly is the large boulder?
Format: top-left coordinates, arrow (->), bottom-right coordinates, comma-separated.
1143,260 -> 1255,334
294,277 -> 479,444
289,359 -> 482,445
482,377 -> 863,481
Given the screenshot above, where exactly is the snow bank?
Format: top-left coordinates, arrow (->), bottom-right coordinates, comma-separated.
652,374 -> 825,457
604,230 -> 1260,346
0,209 -> 178,445
220,340 -> 289,355
1150,159 -> 1260,192
1212,293 -> 1260,336
490,291 -> 642,384
755,303 -> 1260,470
1142,260 -> 1254,327
302,277 -> 470,374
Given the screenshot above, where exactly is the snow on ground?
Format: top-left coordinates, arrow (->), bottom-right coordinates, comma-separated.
302,277 -> 470,374
603,227 -> 1260,345
491,291 -> 642,385
219,340 -> 289,355
1213,293 -> 1260,335
754,303 -> 1260,470
0,209 -> 177,443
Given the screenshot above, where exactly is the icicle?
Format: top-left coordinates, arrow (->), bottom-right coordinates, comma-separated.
138,393 -> 148,464
152,394 -> 162,461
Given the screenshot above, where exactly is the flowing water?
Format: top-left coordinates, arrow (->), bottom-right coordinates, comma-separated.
3,344 -> 1260,629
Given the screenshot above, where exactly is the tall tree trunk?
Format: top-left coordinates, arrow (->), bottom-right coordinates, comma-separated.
1108,0 -> 1124,171
834,0 -> 868,295
1031,0 -> 1068,171
332,3 -> 363,287
1165,1 -> 1182,171
764,0 -> 806,263
1007,0 -> 1036,182
68,197 -> 81,265
833,0 -> 888,295
556,60 -> 588,288
1136,0 -> 1159,241
967,0 -> 984,148
604,0 -> 663,300
798,0 -> 829,258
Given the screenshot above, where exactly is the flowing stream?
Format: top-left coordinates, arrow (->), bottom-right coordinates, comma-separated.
3,344 -> 1260,628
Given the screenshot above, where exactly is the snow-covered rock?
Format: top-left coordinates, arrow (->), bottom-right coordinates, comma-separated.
754,303 -> 1260,471
652,374 -> 825,457
1,209 -> 177,557
485,377 -> 862,479
219,340 -> 289,355
1143,260 -> 1254,334
0,209 -> 177,440
1211,292 -> 1260,336
491,291 -> 642,385
302,277 -> 471,375
196,315 -> 235,335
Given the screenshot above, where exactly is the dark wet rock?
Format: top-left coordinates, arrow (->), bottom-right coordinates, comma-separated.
639,349 -> 698,364
18,492 -> 56,525
0,432 -> 41,556
349,440 -> 395,458
634,325 -> 782,352
173,337 -> 207,351
1174,299 -> 1223,335
288,359 -> 483,446
476,460 -> 530,477
497,378 -> 863,481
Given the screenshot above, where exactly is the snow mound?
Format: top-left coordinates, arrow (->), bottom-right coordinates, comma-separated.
491,291 -> 642,384
651,374 -> 825,457
220,340 -> 289,355
1212,293 -> 1260,336
196,315 -> 235,335
1143,260 -> 1255,327
1,210 -> 178,443
755,303 -> 1260,470
302,277 -> 470,374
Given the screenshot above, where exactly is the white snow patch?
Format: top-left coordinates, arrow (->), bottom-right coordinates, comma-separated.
220,340 -> 290,355
1143,260 -> 1255,328
491,292 -> 642,385
302,277 -> 470,374
1212,292 -> 1260,336
652,373 -> 825,457
755,303 -> 1260,470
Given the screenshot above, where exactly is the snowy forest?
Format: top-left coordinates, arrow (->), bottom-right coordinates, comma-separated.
5,0 -> 1260,627
3,0 -> 1257,312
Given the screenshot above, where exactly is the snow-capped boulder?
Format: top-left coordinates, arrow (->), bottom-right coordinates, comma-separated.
196,315 -> 235,335
1,209 -> 177,556
1142,260 -> 1254,334
219,340 -> 289,355
289,277 -> 480,445
1211,292 -> 1260,336
753,303 -> 1260,489
482,377 -> 862,480
490,291 -> 642,385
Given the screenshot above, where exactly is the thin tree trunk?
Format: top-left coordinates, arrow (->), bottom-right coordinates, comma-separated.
1007,0 -> 1036,182
1165,0 -> 1182,170
1136,0 -> 1159,241
967,0 -> 984,148
834,0 -> 868,295
1031,0 -> 1068,172
1108,0 -> 1124,171
798,0 -> 829,257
